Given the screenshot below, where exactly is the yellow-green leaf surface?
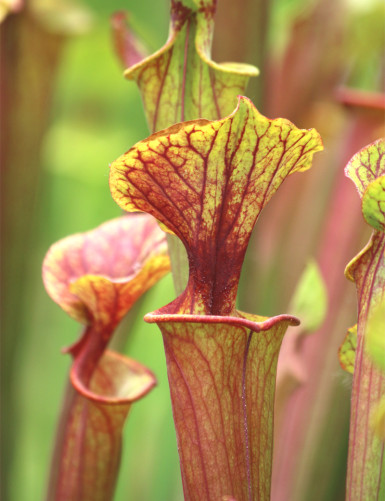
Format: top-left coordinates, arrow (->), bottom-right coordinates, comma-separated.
362,176 -> 385,232
123,0 -> 258,131
366,297 -> 385,371
345,139 -> 385,286
110,96 -> 321,499
115,0 -> 259,296
109,94 -> 322,499
338,324 -> 357,374
110,96 -> 323,316
345,138 -> 385,199
344,139 -> 385,501
371,398 -> 385,441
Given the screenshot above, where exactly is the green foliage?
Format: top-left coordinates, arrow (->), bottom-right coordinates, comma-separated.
289,260 -> 327,332
362,177 -> 385,232
366,298 -> 385,371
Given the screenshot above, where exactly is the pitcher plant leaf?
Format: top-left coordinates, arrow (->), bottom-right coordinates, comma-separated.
110,96 -> 323,316
48,350 -> 156,501
122,0 -> 259,130
110,94 -> 322,499
345,137 -> 385,199
344,138 -> 385,501
365,298 -> 385,371
43,214 -> 170,327
43,214 -> 169,500
362,176 -> 385,232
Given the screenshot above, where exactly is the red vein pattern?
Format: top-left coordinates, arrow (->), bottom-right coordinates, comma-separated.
47,351 -> 156,501
109,96 -> 322,500
122,0 -> 258,131
42,214 -> 169,500
345,139 -> 385,500
345,138 -> 385,198
43,214 -> 169,325
110,96 -> 323,316
43,214 -> 170,394
345,232 -> 385,501
146,313 -> 297,501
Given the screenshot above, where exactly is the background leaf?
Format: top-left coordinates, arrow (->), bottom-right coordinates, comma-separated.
289,260 -> 327,332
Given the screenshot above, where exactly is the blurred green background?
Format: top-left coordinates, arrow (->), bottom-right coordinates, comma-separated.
1,0 -> 384,500
3,1 -> 184,499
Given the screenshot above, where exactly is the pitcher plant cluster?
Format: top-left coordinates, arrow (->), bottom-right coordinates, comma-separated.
41,1 -> 384,500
